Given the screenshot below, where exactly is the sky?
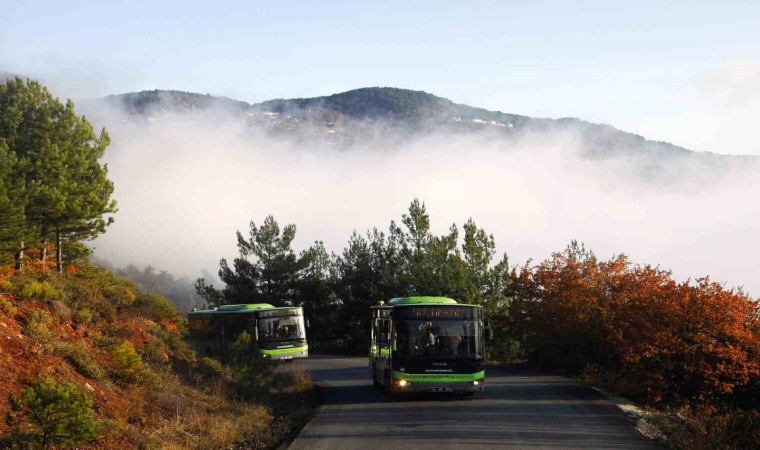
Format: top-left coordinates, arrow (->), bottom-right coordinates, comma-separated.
3,1 -> 760,296
2,1 -> 760,155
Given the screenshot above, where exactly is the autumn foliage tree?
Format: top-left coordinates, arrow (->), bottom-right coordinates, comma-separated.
509,246 -> 760,406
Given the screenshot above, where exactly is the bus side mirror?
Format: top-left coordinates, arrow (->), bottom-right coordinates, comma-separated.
485,321 -> 494,342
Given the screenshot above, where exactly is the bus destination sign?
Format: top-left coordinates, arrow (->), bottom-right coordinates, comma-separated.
397,306 -> 479,320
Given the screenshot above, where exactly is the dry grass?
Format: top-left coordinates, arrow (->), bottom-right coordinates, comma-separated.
152,401 -> 271,450
134,378 -> 272,450
649,406 -> 760,450
288,363 -> 315,393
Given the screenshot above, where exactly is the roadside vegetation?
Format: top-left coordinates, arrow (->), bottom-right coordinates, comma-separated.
508,248 -> 759,449
0,259 -> 316,449
198,201 -> 758,449
0,77 -> 315,449
2,76 -> 757,448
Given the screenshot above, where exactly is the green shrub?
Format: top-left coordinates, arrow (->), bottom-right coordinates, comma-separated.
23,310 -> 54,350
229,332 -> 274,400
19,281 -> 59,300
53,340 -> 105,379
104,284 -> 136,309
92,297 -> 116,322
0,429 -> 40,449
91,330 -> 122,350
1,279 -> 12,291
139,339 -> 168,366
72,306 -> 93,325
19,282 -> 41,299
152,295 -> 177,321
197,356 -> 225,377
6,375 -> 99,448
0,296 -> 17,316
137,293 -> 178,321
151,327 -> 194,362
236,362 -> 274,400
59,280 -> 97,308
38,282 -> 58,300
111,340 -> 143,380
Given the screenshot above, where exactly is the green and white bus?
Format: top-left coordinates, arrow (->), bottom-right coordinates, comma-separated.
369,297 -> 489,395
188,304 -> 308,361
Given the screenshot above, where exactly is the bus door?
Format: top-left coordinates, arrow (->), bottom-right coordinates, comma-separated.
371,315 -> 380,376
246,316 -> 257,351
379,317 -> 390,382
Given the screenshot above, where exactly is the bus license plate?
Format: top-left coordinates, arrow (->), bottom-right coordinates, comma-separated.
428,387 -> 452,393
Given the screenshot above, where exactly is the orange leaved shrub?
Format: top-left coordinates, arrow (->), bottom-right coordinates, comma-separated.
509,252 -> 760,407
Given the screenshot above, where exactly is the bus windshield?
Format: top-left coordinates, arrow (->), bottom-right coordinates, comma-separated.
394,319 -> 482,359
258,315 -> 306,342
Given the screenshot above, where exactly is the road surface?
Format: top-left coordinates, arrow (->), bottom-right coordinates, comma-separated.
282,355 -> 659,449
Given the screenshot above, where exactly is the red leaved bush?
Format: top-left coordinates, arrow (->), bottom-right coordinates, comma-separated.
509,252 -> 760,407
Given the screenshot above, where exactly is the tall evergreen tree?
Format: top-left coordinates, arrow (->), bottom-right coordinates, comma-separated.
297,241 -> 339,348
240,216 -> 302,304
0,77 -> 116,270
196,215 -> 305,306
461,218 -> 510,313
0,140 -> 27,263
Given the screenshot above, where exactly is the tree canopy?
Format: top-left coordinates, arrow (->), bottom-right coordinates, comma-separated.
197,200 -> 512,353
0,77 -> 116,269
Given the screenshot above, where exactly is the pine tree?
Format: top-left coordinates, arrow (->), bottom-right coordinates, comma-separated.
0,77 -> 116,270
197,215 -> 305,306
240,215 -> 303,304
7,375 -> 99,448
295,241 -> 338,348
0,140 -> 27,264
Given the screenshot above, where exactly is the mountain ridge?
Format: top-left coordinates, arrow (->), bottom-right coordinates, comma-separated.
99,86 -> 750,161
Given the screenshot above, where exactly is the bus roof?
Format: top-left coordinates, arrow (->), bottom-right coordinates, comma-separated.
217,303 -> 273,311
188,303 -> 302,317
386,297 -> 458,305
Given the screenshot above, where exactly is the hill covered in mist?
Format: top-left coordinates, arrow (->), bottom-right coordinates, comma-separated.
78,82 -> 760,304
100,87 -> 750,165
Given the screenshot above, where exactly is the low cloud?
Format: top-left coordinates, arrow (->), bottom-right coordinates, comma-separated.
83,103 -> 760,296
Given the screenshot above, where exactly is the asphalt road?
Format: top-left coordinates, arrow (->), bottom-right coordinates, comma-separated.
282,355 -> 660,449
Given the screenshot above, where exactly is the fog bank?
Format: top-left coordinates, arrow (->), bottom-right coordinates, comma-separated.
84,105 -> 760,296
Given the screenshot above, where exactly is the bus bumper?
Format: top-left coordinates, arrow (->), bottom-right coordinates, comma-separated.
391,379 -> 484,394
260,346 -> 309,361
267,351 -> 309,361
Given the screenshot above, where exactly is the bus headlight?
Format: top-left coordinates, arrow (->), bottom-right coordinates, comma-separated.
472,380 -> 480,386
397,379 -> 410,388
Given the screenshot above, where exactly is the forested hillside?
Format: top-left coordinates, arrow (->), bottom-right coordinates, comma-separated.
0,260 -> 314,449
101,86 -> 752,165
0,77 -> 314,449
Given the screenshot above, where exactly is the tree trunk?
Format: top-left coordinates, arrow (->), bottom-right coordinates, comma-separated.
15,240 -> 24,270
56,228 -> 63,272
40,224 -> 47,261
